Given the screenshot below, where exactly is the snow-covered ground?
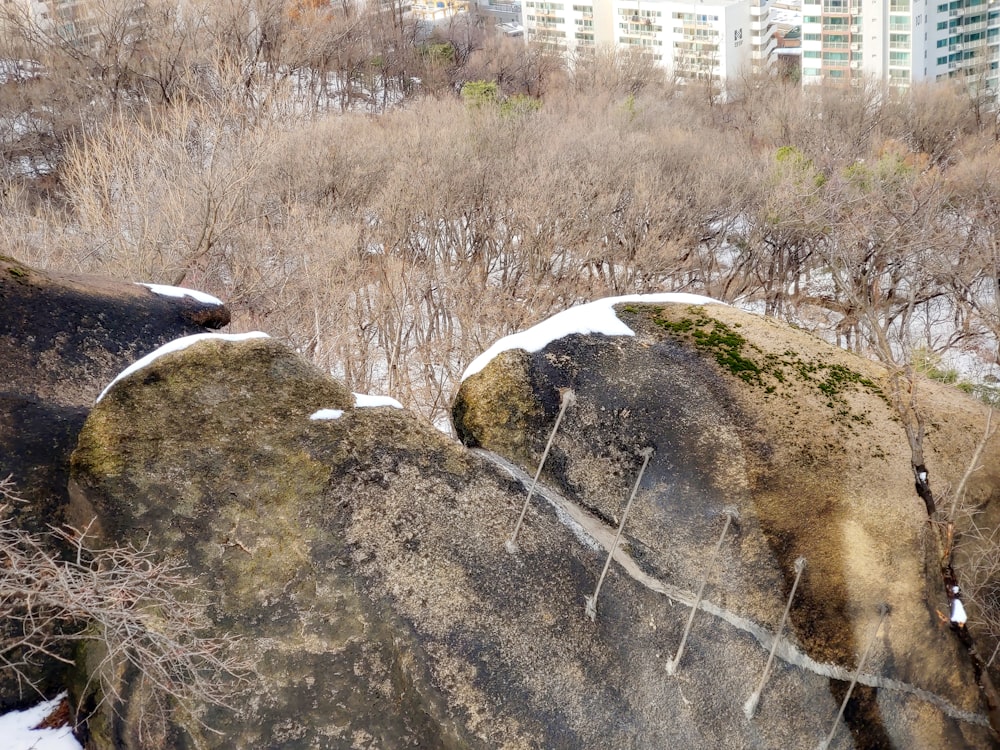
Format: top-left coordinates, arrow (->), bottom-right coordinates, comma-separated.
0,694 -> 81,750
353,392 -> 403,409
310,393 -> 404,421
138,282 -> 224,306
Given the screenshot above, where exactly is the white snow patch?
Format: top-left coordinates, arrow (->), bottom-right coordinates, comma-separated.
353,393 -> 403,409
138,283 -> 223,306
952,598 -> 968,626
310,409 -> 344,420
0,693 -> 82,750
461,293 -> 722,381
96,332 -> 270,403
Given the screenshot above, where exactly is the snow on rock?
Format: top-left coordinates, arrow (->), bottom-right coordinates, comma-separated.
137,283 -> 224,307
0,693 -> 82,750
310,409 -> 344,420
353,393 -> 403,409
952,598 -> 968,626
96,332 -> 270,403
951,586 -> 968,626
461,293 -> 721,381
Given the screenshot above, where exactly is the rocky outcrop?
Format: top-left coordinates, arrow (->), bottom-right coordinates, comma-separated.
4,259 -> 994,747
68,314 -> 1000,748
454,297 -> 1000,748
0,256 -> 229,710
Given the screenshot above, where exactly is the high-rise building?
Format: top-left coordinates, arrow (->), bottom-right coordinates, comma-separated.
522,0 -> 775,83
1,0 -> 106,47
800,0 -> 1000,91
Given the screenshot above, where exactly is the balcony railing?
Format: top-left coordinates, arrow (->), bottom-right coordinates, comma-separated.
822,1 -> 861,12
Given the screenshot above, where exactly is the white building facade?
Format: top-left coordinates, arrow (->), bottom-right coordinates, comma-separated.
800,0 -> 1000,91
523,0 -> 776,83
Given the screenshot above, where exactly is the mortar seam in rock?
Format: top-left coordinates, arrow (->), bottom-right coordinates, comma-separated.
476,449 -> 991,729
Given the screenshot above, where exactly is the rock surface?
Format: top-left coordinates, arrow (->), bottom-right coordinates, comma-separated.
454,298 -> 1000,748
69,316 -> 1000,748
0,256 -> 229,710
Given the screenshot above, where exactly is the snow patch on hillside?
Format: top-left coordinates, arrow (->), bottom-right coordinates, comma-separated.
0,693 -> 81,750
310,409 -> 344,420
354,393 -> 403,409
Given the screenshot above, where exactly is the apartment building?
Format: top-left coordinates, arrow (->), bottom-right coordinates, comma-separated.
800,0 -> 1000,90
522,0 -> 775,82
1,0 -> 105,46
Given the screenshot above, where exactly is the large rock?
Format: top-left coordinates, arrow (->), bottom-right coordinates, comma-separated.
69,323 -> 999,748
453,295 -> 1000,748
0,256 -> 229,709
0,255 -> 229,512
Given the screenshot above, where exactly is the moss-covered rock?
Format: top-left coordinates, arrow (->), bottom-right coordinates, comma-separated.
69,336 -> 473,749
62,290 -> 1000,749
453,299 -> 1000,749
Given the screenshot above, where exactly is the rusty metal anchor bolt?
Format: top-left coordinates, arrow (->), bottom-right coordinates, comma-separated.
744,556 -> 807,719
584,446 -> 654,622
506,388 -> 575,555
666,505 -> 739,676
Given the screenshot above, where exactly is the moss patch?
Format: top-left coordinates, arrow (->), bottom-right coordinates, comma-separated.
621,304 -> 884,426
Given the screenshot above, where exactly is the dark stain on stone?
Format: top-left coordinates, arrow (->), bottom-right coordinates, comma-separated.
828,681 -> 896,750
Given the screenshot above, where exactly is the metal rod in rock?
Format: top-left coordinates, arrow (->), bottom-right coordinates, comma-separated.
585,447 -> 654,621
666,505 -> 739,676
988,640 -> 1000,670
744,556 -> 806,718
506,388 -> 575,554
817,604 -> 890,750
